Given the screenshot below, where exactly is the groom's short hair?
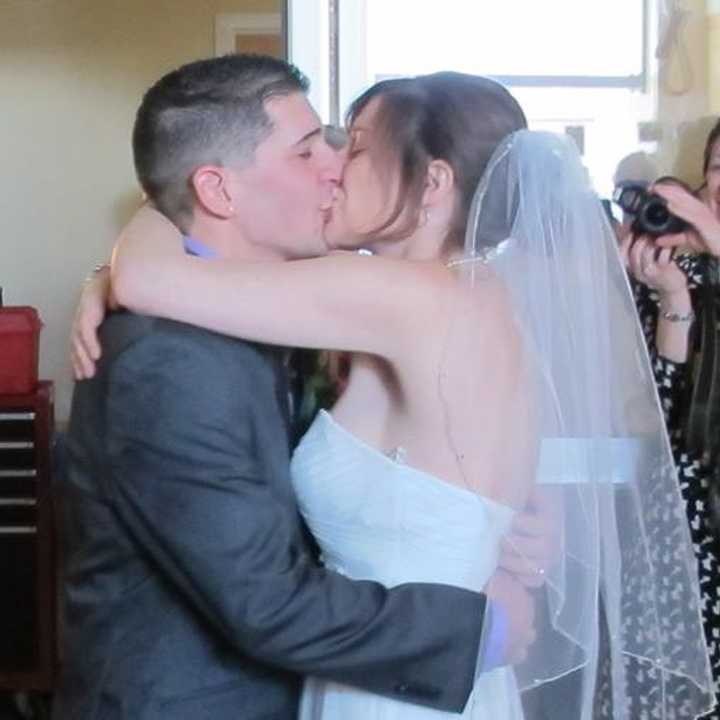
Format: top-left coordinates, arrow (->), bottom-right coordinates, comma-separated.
133,54 -> 309,232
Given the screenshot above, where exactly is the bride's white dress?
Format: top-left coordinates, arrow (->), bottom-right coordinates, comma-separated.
290,410 -> 524,719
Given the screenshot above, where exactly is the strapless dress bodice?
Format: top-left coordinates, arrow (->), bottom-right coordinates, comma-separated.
290,410 -> 514,592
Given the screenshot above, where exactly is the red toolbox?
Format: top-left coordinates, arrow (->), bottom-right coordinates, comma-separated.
0,307 -> 43,394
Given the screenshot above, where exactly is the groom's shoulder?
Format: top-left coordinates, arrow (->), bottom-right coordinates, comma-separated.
98,310 -> 271,372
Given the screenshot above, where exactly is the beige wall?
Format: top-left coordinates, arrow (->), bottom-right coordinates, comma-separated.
710,3 -> 720,113
0,0 -> 281,421
657,0 -> 716,185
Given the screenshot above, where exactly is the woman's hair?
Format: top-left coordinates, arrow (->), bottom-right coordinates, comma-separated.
346,72 -> 527,247
702,117 -> 720,176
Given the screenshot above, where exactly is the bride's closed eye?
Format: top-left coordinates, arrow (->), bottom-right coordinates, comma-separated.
347,127 -> 369,160
348,145 -> 366,160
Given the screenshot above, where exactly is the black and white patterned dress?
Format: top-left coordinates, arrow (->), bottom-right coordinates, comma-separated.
633,255 -> 720,719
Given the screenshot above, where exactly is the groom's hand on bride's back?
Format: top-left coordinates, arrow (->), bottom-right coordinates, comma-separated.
485,569 -> 536,665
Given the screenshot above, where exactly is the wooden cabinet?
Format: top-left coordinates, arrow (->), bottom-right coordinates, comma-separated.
0,382 -> 56,691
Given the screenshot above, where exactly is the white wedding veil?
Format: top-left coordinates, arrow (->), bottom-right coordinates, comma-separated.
446,130 -> 715,719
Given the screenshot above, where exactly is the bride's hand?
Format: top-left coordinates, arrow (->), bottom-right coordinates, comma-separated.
485,569 -> 536,665
70,265 -> 114,380
499,487 -> 561,588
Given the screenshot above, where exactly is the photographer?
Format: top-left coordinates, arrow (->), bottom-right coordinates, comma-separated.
622,117 -> 720,719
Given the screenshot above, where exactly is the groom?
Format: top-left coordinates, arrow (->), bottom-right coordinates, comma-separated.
54,54 -> 534,720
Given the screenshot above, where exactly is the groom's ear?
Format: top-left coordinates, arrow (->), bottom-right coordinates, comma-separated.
423,159 -> 455,208
191,165 -> 236,219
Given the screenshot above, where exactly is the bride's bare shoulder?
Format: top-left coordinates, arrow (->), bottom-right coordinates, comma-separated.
443,265 -> 516,320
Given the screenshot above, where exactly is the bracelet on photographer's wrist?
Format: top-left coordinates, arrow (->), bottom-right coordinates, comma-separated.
659,307 -> 695,323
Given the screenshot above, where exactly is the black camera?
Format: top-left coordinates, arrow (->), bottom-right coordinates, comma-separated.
612,181 -> 689,237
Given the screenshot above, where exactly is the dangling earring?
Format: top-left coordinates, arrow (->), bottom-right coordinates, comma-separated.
419,207 -> 429,227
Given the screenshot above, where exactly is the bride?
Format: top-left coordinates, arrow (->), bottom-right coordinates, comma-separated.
74,72 -> 713,719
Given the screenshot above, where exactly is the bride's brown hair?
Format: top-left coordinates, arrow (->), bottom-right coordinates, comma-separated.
346,72 -> 527,247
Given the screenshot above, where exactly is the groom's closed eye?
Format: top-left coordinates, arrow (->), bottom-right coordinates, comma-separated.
296,137 -> 322,160
291,126 -> 324,159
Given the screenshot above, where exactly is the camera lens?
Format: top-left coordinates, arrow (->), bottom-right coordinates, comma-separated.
642,199 -> 671,232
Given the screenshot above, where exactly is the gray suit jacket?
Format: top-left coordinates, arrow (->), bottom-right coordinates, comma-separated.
52,313 -> 486,720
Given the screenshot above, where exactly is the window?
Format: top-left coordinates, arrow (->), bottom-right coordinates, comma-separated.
288,0 -> 656,196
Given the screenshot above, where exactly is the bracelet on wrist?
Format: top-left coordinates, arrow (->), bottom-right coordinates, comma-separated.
660,307 -> 695,323
84,263 -> 110,284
